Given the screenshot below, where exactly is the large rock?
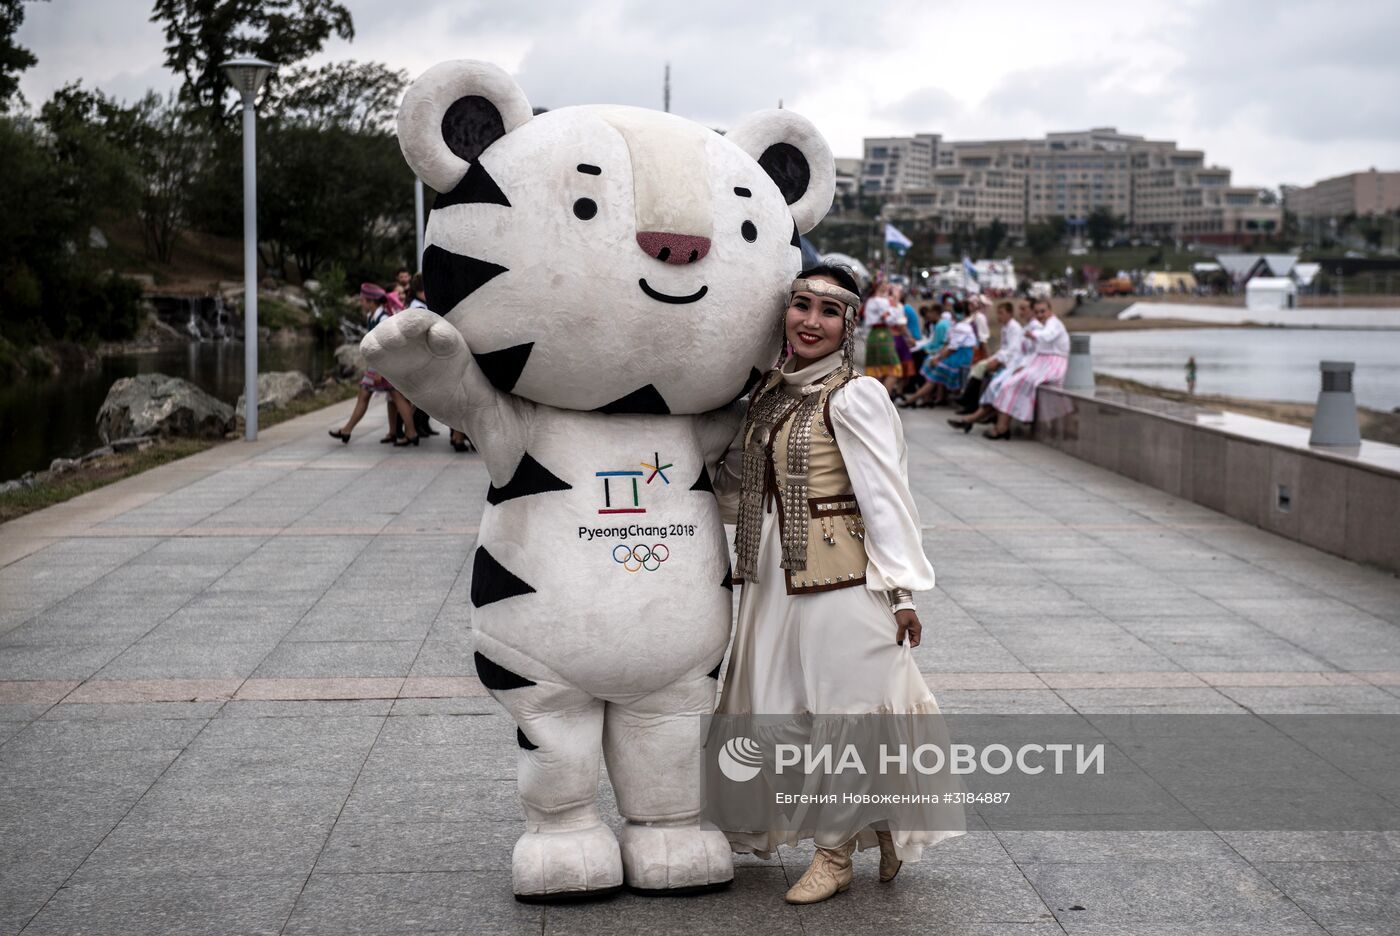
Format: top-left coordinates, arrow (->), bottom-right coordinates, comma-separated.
334,342 -> 367,381
96,373 -> 234,443
235,371 -> 314,412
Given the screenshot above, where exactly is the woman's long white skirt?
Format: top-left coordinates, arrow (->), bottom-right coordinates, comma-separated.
717,506 -> 965,861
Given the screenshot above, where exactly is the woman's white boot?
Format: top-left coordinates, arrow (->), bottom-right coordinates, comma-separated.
784,840 -> 855,904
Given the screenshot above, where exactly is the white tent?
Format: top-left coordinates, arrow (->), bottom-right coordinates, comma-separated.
1215,254 -> 1267,283
1262,254 -> 1299,278
972,258 -> 1018,293
1245,276 -> 1298,311
1292,262 -> 1321,287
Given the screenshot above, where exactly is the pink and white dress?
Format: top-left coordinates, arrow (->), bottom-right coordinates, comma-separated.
991,315 -> 1070,422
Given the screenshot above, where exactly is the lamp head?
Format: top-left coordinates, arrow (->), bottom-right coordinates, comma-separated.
220,57 -> 275,104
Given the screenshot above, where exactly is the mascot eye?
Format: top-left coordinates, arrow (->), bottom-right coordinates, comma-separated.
741,220 -> 757,242
574,198 -> 598,220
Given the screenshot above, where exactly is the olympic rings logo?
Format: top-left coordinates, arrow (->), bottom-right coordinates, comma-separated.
612,543 -> 670,572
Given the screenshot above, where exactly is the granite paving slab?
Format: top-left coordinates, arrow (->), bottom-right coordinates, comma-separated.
0,400 -> 1398,934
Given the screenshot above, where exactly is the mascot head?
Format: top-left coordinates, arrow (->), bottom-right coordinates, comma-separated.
397,60 -> 835,415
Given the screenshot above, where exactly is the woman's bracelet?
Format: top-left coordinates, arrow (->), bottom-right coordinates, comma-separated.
888,589 -> 916,613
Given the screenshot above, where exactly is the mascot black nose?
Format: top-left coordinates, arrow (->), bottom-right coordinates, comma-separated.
636,231 -> 711,265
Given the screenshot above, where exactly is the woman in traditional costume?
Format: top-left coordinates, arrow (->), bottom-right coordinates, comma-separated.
329,283 -> 420,446
714,264 -> 963,905
897,304 -> 978,409
861,284 -> 903,391
980,297 -> 1068,439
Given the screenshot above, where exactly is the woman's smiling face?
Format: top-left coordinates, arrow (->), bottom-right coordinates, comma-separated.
785,274 -> 847,363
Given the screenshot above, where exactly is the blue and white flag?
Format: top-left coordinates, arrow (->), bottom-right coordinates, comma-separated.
884,223 -> 912,255
962,255 -> 980,283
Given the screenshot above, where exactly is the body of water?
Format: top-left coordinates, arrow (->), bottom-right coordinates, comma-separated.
0,340 -> 337,483
1088,328 -> 1400,411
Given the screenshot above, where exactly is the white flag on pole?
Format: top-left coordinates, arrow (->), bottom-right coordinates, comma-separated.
884,223 -> 912,255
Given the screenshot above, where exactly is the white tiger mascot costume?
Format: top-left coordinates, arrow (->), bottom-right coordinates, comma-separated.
364,60 -> 834,902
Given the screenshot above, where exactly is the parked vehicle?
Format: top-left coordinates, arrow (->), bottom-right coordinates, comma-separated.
1097,276 -> 1135,296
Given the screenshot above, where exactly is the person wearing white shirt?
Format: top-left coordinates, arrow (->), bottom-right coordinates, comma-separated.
861,286 -> 903,389
953,300 -> 1021,414
948,298 -> 1061,435
970,297 -> 991,359
980,298 -> 1069,438
898,305 -> 978,408
713,264 -> 964,904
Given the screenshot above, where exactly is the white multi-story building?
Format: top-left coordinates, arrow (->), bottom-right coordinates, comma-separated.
1285,169 -> 1400,219
871,127 -> 1281,244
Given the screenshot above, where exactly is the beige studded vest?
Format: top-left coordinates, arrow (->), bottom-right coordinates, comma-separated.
739,368 -> 869,595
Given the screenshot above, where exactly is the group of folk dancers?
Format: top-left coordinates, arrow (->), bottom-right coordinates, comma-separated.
861,288 -> 1069,440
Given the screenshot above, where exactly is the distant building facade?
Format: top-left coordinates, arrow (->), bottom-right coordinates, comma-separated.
833,157 -> 862,199
1285,169 -> 1400,219
858,127 -> 1280,243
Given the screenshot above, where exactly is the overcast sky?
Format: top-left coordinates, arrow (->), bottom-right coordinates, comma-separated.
16,0 -> 1400,189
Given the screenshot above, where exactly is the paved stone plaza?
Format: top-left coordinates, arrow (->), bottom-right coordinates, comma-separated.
2,399 -> 1399,936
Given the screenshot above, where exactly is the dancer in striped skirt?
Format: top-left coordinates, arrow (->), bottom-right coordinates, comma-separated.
983,298 -> 1068,438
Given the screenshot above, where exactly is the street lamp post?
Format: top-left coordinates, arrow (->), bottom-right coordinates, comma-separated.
414,177 -> 425,269
221,57 -> 275,441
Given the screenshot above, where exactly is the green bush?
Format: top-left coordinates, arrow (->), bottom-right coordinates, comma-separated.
254,295 -> 310,332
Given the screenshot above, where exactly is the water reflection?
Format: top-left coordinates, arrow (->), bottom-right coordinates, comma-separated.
1088,328 -> 1400,410
0,340 -> 337,482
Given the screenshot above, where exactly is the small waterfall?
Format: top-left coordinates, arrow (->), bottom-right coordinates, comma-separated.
152,294 -> 238,342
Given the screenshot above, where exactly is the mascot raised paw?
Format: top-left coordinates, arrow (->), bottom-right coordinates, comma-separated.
364,60 -> 834,902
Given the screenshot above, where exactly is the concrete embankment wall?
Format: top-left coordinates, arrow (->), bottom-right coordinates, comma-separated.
1034,386 -> 1400,573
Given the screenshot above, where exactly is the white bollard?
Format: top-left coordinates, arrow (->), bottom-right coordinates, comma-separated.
1309,361 -> 1361,447
1063,333 -> 1094,390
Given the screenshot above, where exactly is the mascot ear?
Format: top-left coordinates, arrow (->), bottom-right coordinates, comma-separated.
397,60 -> 534,193
727,109 -> 835,235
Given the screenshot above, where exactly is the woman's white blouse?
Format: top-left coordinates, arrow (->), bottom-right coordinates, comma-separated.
1032,315 -> 1070,356
947,320 -> 978,350
829,377 -> 937,593
713,364 -> 936,594
994,318 -> 1025,364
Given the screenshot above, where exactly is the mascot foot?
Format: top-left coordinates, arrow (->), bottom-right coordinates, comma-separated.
512,821 -> 624,903
620,821 -> 734,895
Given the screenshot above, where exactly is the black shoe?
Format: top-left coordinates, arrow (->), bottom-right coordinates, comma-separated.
947,418 -> 973,434
451,440 -> 473,453
394,436 -> 420,447
328,429 -> 351,444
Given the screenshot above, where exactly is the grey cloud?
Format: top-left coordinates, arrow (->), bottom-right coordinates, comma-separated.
979,62 -> 1180,138
874,85 -> 964,127
12,0 -> 1400,186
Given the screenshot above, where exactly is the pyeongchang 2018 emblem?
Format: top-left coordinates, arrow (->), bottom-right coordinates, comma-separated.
595,452 -> 672,515
612,543 -> 670,572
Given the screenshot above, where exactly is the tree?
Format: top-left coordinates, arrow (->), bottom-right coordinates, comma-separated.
37,83 -> 206,264
949,220 -> 975,259
0,116 -> 143,345
0,0 -> 43,114
150,0 -> 354,124
1359,216 -> 1384,251
1085,206 -> 1121,253
976,218 -> 1008,259
255,61 -> 413,281
1025,221 -> 1061,262
262,60 -> 404,134
123,93 -> 209,262
38,83 -> 142,230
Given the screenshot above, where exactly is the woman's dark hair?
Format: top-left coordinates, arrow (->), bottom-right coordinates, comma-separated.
796,263 -> 860,297
410,272 -> 425,297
